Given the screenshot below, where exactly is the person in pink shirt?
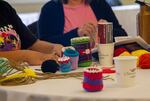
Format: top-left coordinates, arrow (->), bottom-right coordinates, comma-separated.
38,0 -> 127,47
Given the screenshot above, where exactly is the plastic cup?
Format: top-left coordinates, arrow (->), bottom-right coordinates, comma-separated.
98,43 -> 114,67
113,56 -> 138,87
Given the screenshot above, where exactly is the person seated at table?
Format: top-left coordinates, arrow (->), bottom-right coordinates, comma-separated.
38,0 -> 127,47
0,0 -> 63,65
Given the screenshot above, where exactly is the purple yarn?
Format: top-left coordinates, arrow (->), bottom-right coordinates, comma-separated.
83,77 -> 103,85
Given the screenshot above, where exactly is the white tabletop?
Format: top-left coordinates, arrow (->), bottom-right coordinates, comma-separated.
0,67 -> 150,101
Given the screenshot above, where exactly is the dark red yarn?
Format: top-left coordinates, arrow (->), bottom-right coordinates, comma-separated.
114,47 -> 127,57
83,83 -> 103,92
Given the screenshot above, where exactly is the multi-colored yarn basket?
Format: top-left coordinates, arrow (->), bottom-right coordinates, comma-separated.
71,37 -> 92,67
83,67 -> 103,92
58,57 -> 72,72
63,48 -> 79,70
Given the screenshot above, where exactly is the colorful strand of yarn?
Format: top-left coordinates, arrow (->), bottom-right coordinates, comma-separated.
0,58 -> 11,75
139,53 -> 150,69
83,67 -> 103,92
58,57 -> 72,72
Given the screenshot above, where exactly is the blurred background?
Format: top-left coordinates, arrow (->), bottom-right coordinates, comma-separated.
6,0 -> 140,37
7,0 -> 136,13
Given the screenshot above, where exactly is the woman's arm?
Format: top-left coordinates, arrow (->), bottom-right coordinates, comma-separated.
0,50 -> 59,66
29,39 -> 63,56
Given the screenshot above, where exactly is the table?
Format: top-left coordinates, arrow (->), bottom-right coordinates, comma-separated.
0,67 -> 150,101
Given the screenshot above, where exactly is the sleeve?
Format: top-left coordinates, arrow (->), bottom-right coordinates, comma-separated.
4,1 -> 37,49
38,1 -> 78,46
98,0 -> 127,37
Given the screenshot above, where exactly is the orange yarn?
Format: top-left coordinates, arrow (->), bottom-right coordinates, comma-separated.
120,51 -> 131,56
139,53 -> 150,69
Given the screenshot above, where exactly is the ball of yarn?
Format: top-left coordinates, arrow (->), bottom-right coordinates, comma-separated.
114,47 -> 127,57
131,49 -> 149,58
131,50 -> 149,65
120,51 -> 131,56
41,60 -> 59,73
139,53 -> 150,69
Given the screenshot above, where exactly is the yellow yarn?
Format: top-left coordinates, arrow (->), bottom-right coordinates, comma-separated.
0,68 -> 37,83
120,51 -> 131,56
131,49 -> 149,57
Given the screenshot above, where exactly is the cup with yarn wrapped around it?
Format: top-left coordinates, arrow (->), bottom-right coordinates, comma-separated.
71,37 -> 92,67
63,48 -> 79,70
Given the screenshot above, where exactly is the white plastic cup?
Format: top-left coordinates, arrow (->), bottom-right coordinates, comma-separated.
98,43 -> 114,67
113,56 -> 138,87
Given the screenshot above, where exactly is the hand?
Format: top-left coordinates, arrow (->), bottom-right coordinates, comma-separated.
78,23 -> 97,48
24,50 -> 59,65
78,22 -> 97,37
98,19 -> 108,23
51,44 -> 64,57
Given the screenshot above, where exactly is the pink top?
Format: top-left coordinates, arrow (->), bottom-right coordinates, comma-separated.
63,4 -> 97,33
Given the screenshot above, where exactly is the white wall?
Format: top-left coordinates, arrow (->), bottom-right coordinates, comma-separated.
113,5 -> 140,36
6,0 -> 48,4
6,0 -> 48,13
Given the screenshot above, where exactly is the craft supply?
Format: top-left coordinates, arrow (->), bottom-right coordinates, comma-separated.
114,47 -> 128,57
0,58 -> 11,75
98,43 -> 114,67
97,22 -> 113,44
0,25 -> 20,51
71,36 -> 92,67
97,22 -> 114,67
0,61 -> 38,86
41,60 -> 59,73
62,46 -> 75,53
131,49 -> 149,58
120,51 -> 131,56
131,49 -> 149,65
64,48 -> 79,70
102,68 -> 116,74
139,53 -> 150,69
83,67 -> 103,92
113,56 -> 137,87
58,57 -> 72,72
